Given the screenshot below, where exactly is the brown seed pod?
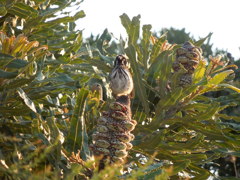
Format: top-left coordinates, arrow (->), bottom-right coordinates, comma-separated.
109,102 -> 128,113
177,56 -> 189,63
172,61 -> 181,71
115,132 -> 133,143
97,116 -> 108,124
119,121 -> 136,132
129,133 -> 135,141
93,147 -> 110,155
97,125 -> 108,133
110,111 -> 129,121
185,52 -> 199,60
176,47 -> 188,56
95,140 -> 110,148
111,140 -> 127,150
126,142 -> 133,150
115,150 -> 128,158
130,120 -> 137,126
111,156 -> 124,163
179,74 -> 193,86
182,42 -> 195,51
92,132 -> 110,141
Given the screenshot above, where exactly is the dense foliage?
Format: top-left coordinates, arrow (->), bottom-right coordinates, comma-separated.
0,0 -> 239,179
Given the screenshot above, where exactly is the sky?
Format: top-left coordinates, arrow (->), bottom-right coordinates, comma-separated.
76,0 -> 240,59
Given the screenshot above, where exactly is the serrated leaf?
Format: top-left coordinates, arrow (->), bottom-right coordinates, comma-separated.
125,44 -> 150,114
120,13 -> 140,45
66,88 -> 89,153
17,87 -> 37,113
141,24 -> 152,69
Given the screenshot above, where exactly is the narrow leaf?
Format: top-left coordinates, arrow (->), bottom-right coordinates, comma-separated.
125,44 -> 150,114
208,70 -> 234,85
194,32 -> 213,47
218,83 -> 240,93
17,87 -> 37,113
66,88 -> 89,153
193,60 -> 206,83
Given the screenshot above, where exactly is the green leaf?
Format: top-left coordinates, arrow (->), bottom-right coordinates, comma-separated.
165,160 -> 191,176
0,53 -> 14,67
158,52 -> 174,96
97,29 -> 112,54
193,60 -> 206,83
0,121 -> 32,134
188,164 -> 210,180
208,70 -> 234,85
120,13 -> 131,33
140,24 -> 152,69
218,83 -> 240,93
5,59 -> 28,69
66,88 -> 89,153
194,32 -> 213,47
120,13 -> 140,45
73,10 -> 86,20
0,69 -> 18,79
140,162 -> 165,180
0,76 -> 35,90
17,87 -> 37,113
149,33 -> 167,63
0,106 -> 31,116
125,44 -> 150,114
155,87 -> 183,115
8,3 -> 38,18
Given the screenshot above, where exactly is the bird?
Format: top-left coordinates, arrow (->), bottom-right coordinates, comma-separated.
109,55 -> 134,98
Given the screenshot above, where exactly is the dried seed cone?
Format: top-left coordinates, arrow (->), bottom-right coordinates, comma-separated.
173,41 -> 203,86
91,96 -> 136,164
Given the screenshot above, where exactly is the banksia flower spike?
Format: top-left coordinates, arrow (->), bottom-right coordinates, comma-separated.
172,41 -> 203,86
90,55 -> 136,168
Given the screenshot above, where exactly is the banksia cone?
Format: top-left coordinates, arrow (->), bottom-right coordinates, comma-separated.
172,42 -> 203,86
90,55 -> 136,167
90,96 -> 136,165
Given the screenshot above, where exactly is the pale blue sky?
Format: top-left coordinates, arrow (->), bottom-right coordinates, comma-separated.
77,0 -> 240,59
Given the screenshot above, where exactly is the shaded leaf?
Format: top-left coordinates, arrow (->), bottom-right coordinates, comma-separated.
66,88 -> 89,153
0,69 -> 18,79
125,44 -> 150,114
17,87 -> 37,113
5,59 -> 28,69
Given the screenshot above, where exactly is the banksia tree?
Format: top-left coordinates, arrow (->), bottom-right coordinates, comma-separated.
1,0 -> 239,178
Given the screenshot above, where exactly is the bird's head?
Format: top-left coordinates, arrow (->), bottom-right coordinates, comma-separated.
114,55 -> 130,68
